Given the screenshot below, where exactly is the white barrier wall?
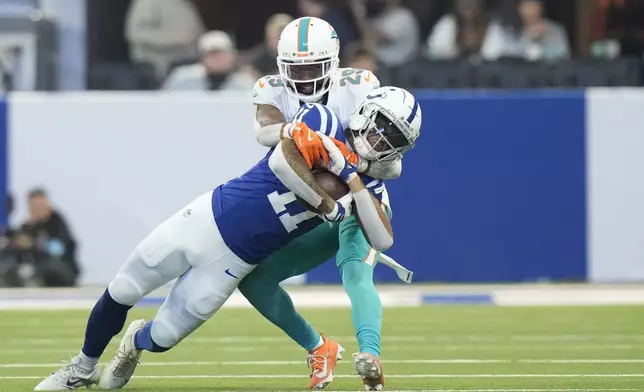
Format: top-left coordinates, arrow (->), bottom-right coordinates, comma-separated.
587,89 -> 644,282
7,90 -> 644,284
9,92 -> 262,284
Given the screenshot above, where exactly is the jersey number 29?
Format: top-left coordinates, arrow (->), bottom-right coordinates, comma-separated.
267,190 -> 318,232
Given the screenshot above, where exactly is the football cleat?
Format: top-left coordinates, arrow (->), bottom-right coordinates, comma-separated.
98,319 -> 145,389
307,335 -> 344,389
354,352 -> 385,391
34,356 -> 100,390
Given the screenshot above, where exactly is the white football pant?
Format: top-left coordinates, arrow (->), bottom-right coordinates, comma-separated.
107,191 -> 255,348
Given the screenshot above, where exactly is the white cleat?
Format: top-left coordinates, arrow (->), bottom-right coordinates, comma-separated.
34,356 -> 100,390
353,352 -> 385,391
98,319 -> 146,389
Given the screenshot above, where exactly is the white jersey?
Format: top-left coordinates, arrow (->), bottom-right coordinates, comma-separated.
253,67 -> 402,180
252,67 -> 380,130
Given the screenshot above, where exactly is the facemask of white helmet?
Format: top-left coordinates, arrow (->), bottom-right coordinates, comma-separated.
349,104 -> 415,163
277,57 -> 337,102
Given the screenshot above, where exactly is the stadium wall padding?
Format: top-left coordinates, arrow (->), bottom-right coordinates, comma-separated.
4,90 -> 644,284
587,89 -> 644,282
308,90 -> 587,284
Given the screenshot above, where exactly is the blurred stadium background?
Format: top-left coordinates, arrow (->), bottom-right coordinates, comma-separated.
0,0 -> 643,391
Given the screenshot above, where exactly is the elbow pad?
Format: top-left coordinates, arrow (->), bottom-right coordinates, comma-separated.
255,123 -> 284,147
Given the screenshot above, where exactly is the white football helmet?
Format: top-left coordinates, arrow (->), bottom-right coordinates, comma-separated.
277,17 -> 340,103
349,87 -> 422,163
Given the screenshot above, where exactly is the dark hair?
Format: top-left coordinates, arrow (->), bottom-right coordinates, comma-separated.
454,0 -> 491,56
28,188 -> 48,199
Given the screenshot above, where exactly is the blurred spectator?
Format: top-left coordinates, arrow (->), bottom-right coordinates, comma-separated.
163,31 -> 255,91
298,0 -> 360,55
0,194 -> 15,286
343,43 -> 391,85
125,0 -> 206,79
427,0 -> 515,60
0,46 -> 27,92
404,0 -> 445,40
355,0 -> 420,68
592,0 -> 644,57
0,189 -> 79,287
0,52 -> 10,92
0,193 -> 13,239
246,13 -> 293,77
517,0 -> 569,61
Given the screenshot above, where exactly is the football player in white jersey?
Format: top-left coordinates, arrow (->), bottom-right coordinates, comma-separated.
239,16 -> 419,390
252,16 -> 401,180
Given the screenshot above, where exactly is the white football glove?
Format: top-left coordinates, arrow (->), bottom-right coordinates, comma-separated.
316,132 -> 359,183
322,193 -> 353,222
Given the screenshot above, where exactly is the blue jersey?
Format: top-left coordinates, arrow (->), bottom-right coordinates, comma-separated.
212,103 -> 389,264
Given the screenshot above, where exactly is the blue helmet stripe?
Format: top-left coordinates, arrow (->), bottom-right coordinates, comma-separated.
406,100 -> 420,123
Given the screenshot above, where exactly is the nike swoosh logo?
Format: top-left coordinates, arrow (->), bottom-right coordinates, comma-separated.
364,72 -> 371,82
66,378 -> 90,388
258,80 -> 265,88
224,269 -> 239,279
307,132 -> 314,142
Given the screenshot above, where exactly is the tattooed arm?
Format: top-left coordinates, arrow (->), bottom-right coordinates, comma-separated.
268,139 -> 337,214
254,105 -> 287,147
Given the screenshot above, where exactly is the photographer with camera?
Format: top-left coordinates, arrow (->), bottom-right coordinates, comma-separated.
0,189 -> 79,287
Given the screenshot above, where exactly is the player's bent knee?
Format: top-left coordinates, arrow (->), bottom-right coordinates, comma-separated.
108,275 -> 144,306
150,319 -> 180,350
186,294 -> 225,320
340,260 -> 374,286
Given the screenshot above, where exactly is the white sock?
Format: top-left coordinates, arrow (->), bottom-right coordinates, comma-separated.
312,336 -> 324,351
77,351 -> 99,372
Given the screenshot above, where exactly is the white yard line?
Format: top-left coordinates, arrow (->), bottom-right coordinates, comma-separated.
2,374 -> 644,379
4,358 -> 644,368
0,359 -> 507,368
518,359 -> 644,364
2,344 -> 641,353
3,358 -> 644,368
5,334 -> 644,344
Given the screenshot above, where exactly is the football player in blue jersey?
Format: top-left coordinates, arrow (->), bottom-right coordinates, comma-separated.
242,86 -> 421,390
33,91 -> 411,391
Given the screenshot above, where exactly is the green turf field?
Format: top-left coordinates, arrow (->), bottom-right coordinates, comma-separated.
0,306 -> 642,391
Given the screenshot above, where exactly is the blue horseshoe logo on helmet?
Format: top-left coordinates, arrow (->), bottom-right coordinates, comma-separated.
367,91 -> 387,100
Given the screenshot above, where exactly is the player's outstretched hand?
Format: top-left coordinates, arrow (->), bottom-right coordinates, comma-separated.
291,122 -> 329,169
323,193 -> 353,222
317,132 -> 358,183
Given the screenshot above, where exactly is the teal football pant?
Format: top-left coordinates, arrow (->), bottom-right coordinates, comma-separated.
237,216 -> 382,357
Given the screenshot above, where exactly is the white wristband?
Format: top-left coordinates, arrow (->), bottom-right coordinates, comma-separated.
281,123 -> 296,139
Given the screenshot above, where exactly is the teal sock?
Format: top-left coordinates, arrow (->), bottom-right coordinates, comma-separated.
238,268 -> 321,351
339,260 -> 382,357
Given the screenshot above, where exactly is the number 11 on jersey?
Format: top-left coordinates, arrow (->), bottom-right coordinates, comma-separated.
268,191 -> 318,232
